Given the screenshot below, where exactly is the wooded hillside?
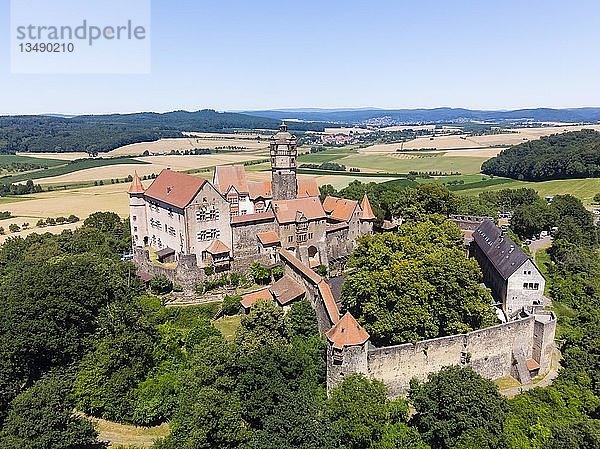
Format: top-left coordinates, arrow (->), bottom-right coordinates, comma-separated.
481,129 -> 600,181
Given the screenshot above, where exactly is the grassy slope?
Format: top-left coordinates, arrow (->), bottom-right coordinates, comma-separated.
0,157 -> 148,185
0,154 -> 65,167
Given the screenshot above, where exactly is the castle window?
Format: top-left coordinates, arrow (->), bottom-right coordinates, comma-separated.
298,234 -> 307,243
288,236 -> 293,243
132,215 -> 137,221
133,226 -> 138,232
308,232 -> 314,239
534,283 -> 539,290
196,209 -> 207,222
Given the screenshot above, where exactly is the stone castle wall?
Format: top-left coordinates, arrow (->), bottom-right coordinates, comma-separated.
133,248 -> 205,294
326,311 -> 556,397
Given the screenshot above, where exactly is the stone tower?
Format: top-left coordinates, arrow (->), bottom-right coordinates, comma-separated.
326,312 -> 370,394
128,172 -> 147,248
270,122 -> 297,200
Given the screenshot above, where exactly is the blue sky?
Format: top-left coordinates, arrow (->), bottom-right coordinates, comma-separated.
1,0 -> 600,114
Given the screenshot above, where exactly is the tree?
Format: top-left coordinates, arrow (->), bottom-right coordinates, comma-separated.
410,366 -> 508,449
150,274 -> 173,294
8,223 -> 20,233
250,262 -> 271,285
326,374 -> 390,449
342,217 -> 496,346
287,299 -> 319,339
236,300 -> 288,352
371,423 -> 430,449
222,295 -> 241,316
0,371 -> 98,449
74,300 -> 158,422
593,192 -> 600,204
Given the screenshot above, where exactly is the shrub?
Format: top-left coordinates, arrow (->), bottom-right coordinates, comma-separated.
272,265 -> 284,280
9,223 -> 20,233
316,264 -> 328,277
67,214 -> 80,223
222,295 -> 242,316
150,274 -> 173,294
250,262 -> 271,285
36,219 -> 46,227
203,265 -> 215,276
172,283 -> 183,292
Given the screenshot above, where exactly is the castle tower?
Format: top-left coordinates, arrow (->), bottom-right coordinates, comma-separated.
128,172 -> 147,248
270,122 -> 297,200
326,312 -> 370,394
359,194 -> 376,235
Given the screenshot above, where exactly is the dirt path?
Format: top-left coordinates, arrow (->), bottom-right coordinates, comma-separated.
528,235 -> 552,257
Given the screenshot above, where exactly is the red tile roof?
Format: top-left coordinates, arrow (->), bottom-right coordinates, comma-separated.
278,249 -> 340,324
271,197 -> 326,224
257,231 -> 280,246
248,180 -> 272,199
128,171 -> 145,194
240,287 -> 273,309
213,165 -> 249,195
144,169 -> 206,209
318,281 -> 341,324
527,358 -> 541,371
279,249 -> 322,284
270,274 -> 306,305
323,196 -> 359,222
205,239 -> 230,255
231,211 -> 275,225
326,312 -> 369,349
297,178 -> 320,198
359,194 -> 376,220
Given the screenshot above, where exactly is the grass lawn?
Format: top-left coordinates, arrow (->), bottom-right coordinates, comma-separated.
166,302 -> 221,328
213,315 -> 242,341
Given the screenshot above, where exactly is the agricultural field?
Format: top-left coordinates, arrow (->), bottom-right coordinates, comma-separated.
32,153 -> 261,185
106,136 -> 270,157
360,124 -> 600,152
338,152 -> 490,175
1,157 -> 148,185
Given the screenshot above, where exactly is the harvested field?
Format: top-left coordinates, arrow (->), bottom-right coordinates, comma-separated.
17,151 -> 90,160
339,153 -> 489,175
107,137 -> 269,156
32,154 -> 261,184
361,125 -> 600,152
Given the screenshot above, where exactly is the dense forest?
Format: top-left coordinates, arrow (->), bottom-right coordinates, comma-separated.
0,185 -> 599,448
481,129 -> 600,181
0,110 -> 326,154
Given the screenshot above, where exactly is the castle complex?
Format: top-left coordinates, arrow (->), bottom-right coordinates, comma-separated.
129,122 -> 376,276
129,124 -> 556,397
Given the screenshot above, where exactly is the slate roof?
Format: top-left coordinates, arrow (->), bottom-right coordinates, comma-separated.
473,218 -> 529,280
144,169 -> 206,209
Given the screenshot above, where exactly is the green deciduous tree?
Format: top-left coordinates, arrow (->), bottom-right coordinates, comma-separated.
410,366 -> 508,449
342,217 -> 496,345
